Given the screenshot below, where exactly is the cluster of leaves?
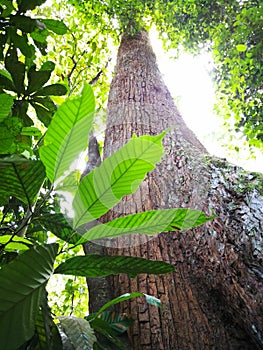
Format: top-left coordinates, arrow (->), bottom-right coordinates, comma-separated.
0,0 -> 68,156
0,1 -> 214,349
0,82 -> 213,349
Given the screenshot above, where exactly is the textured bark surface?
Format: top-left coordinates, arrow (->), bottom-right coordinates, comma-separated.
94,30 -> 263,349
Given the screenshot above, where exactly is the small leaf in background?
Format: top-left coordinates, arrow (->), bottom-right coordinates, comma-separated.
0,243 -> 58,350
54,254 -> 175,278
236,44 -> 247,52
41,19 -> 68,35
17,0 -> 47,13
30,101 -> 53,126
0,235 -> 32,252
145,294 -> 162,309
0,93 -> 14,121
33,83 -> 68,96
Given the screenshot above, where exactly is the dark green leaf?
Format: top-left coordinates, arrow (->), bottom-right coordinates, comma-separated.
10,31 -> 33,58
26,65 -> 53,95
41,19 -> 68,35
11,15 -> 37,33
89,317 -> 131,350
31,101 -> 53,126
32,96 -> 57,114
17,0 -> 47,13
0,156 -> 46,205
38,213 -> 82,244
54,254 -> 175,278
5,46 -> 25,94
0,0 -> 15,17
33,83 -> 68,96
0,243 -> 58,350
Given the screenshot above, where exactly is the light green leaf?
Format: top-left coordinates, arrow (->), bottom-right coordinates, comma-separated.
0,156 -> 46,205
54,254 -> 175,278
73,133 -> 165,228
0,235 -> 32,252
0,243 -> 58,350
40,84 -> 95,183
90,292 -> 162,320
145,294 -> 162,309
78,208 -> 214,243
58,316 -> 96,350
236,44 -> 247,52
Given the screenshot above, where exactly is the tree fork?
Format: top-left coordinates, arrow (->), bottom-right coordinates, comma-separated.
96,29 -> 263,349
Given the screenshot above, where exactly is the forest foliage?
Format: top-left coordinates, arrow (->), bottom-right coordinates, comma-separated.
0,1 -> 219,348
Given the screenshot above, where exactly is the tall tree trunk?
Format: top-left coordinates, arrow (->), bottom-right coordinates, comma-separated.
96,29 -> 263,349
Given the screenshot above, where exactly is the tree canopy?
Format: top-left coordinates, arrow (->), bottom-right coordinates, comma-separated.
69,0 -> 263,150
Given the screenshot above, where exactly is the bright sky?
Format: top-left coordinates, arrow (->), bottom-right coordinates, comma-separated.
150,30 -> 263,174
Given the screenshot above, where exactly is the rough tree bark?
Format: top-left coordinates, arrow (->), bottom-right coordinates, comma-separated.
89,30 -> 263,349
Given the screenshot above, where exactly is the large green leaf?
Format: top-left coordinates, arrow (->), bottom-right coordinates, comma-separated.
33,83 -> 68,96
54,254 -> 175,278
40,84 -> 95,183
26,65 -> 53,95
78,208 -> 214,243
0,156 -> 46,205
0,243 -> 58,350
58,316 -> 97,350
73,133 -> 165,228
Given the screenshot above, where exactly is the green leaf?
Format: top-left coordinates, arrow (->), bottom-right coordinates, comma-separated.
91,292 -> 162,319
0,126 -> 14,154
73,133 -> 165,228
30,101 -> 53,126
17,0 -> 47,13
11,15 -> 37,33
54,254 -> 175,278
41,19 -> 68,35
236,44 -> 247,52
35,291 -> 63,350
97,311 -> 133,334
40,84 -> 95,183
0,93 -> 14,121
58,316 -> 97,350
145,294 -> 162,308
0,156 -> 46,205
10,30 -> 33,57
78,208 -> 214,243
0,0 -> 15,17
0,235 -> 32,252
33,83 -> 68,96
0,243 -> 58,350
26,65 -> 53,95
89,316 -> 131,350
5,46 -> 25,94
38,213 -> 82,244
